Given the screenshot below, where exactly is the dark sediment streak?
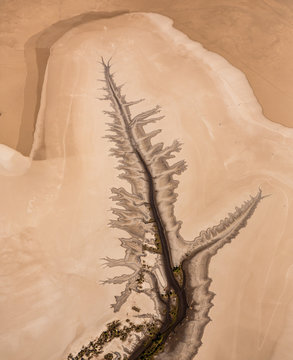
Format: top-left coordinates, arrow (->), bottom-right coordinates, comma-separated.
102,60 -> 189,359
102,59 -> 264,360
128,149 -> 188,359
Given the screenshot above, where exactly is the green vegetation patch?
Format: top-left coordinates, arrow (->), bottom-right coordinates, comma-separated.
67,320 -> 145,360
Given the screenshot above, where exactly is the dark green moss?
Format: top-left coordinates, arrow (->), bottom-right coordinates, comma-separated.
67,320 -> 146,360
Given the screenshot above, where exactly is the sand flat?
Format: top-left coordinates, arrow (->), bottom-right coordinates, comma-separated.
0,11 -> 293,360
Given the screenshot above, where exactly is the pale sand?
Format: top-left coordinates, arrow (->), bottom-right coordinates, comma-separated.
0,12 -> 293,360
1,1 -> 293,154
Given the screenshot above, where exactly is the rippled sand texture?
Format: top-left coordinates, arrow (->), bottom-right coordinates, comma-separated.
1,12 -> 293,360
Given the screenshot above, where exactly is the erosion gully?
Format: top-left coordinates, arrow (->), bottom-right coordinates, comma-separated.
104,64 -> 189,359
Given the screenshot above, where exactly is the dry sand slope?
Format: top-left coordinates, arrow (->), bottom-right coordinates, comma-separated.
0,13 -> 293,360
